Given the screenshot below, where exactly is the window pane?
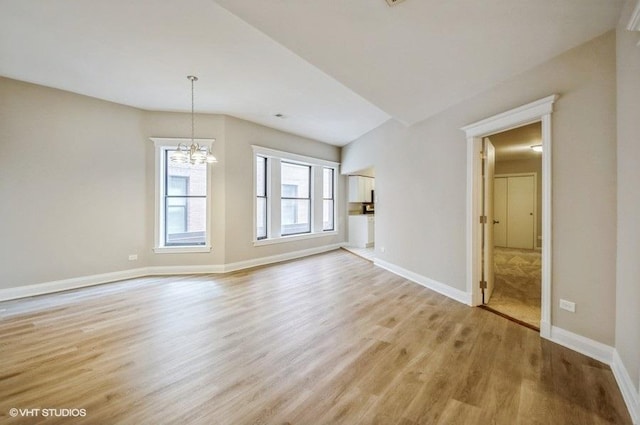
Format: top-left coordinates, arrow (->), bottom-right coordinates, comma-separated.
281,199 -> 310,235
323,200 -> 334,231
166,151 -> 207,196
281,162 -> 310,198
323,168 -> 333,199
165,197 -> 206,245
256,197 -> 267,239
256,156 -> 266,197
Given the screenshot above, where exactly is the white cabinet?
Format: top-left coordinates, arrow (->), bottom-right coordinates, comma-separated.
348,215 -> 375,248
348,176 -> 375,203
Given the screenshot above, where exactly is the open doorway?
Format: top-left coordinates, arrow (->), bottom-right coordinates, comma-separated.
462,94 -> 557,338
344,167 -> 376,261
484,123 -> 542,330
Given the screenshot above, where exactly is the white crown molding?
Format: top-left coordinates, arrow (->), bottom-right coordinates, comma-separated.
461,94 -> 559,137
374,258 -> 472,305
628,0 -> 640,31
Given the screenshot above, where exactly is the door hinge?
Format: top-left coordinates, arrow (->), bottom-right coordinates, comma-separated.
479,215 -> 487,224
479,280 -> 487,289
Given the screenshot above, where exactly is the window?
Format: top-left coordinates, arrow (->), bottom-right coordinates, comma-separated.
323,168 -> 334,231
152,138 -> 213,253
281,162 -> 311,236
256,156 -> 267,240
253,145 -> 338,245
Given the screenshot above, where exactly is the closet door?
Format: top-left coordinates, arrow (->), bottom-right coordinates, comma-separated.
494,175 -> 536,249
506,175 -> 535,249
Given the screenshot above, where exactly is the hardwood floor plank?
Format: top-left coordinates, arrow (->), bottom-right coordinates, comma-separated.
0,250 -> 632,424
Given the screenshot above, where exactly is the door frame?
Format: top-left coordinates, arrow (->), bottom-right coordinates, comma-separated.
494,172 -> 538,250
461,94 -> 558,338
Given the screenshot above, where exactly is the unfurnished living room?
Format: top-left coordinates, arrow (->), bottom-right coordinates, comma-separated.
1,1 -> 639,424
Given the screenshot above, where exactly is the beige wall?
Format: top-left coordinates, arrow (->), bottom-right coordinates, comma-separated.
0,78 -> 346,289
223,116 -> 345,264
616,0 -> 640,396
0,77 -> 147,288
495,158 -> 543,248
143,111 -> 227,267
343,31 -> 617,345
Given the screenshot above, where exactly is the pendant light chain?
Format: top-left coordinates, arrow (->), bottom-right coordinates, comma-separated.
168,75 -> 217,165
189,75 -> 197,144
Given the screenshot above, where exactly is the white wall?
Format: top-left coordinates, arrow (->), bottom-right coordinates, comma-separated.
0,77 -> 147,288
342,31 -> 617,345
616,0 -> 640,398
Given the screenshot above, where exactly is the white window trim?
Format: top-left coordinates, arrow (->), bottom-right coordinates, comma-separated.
151,137 -> 214,254
252,145 -> 339,246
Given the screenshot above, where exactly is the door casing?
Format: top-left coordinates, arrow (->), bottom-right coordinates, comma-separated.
461,94 -> 557,339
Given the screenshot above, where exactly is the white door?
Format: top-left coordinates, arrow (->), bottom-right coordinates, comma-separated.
507,175 -> 535,249
493,177 -> 507,247
482,138 -> 496,303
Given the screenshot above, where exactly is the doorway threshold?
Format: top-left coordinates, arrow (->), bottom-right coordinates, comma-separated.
478,305 -> 540,332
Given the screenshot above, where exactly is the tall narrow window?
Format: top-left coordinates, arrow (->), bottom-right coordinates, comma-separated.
163,149 -> 207,246
256,156 -> 268,240
281,162 -> 311,236
323,167 -> 335,231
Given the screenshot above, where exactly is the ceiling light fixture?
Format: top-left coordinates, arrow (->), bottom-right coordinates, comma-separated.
531,144 -> 543,153
170,76 -> 217,165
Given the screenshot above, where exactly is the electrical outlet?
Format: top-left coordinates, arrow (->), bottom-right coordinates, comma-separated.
379,246 -> 385,253
559,299 -> 576,313
128,254 -> 138,261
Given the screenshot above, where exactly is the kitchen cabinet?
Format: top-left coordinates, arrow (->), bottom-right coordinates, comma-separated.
348,215 -> 375,248
348,176 -> 375,203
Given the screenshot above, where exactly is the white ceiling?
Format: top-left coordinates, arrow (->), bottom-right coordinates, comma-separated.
0,0 -> 623,146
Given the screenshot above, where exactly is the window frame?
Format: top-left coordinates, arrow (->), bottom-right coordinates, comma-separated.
256,155 -> 268,240
152,138 -> 214,254
322,167 -> 335,232
252,145 -> 339,246
280,161 -> 312,237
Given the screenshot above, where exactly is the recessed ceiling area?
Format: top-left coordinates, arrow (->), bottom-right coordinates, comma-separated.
0,0 -> 624,146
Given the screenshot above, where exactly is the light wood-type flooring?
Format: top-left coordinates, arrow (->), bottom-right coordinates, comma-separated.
488,247 -> 542,329
0,250 -> 631,424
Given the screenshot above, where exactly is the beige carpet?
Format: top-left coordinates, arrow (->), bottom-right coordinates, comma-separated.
487,247 -> 541,329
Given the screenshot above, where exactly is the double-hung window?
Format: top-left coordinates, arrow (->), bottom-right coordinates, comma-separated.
281,162 -> 311,236
253,146 -> 338,245
152,138 -> 213,253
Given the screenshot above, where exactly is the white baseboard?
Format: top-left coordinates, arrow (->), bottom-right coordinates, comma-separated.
545,326 -> 639,423
374,258 -> 472,305
0,268 -> 149,302
222,243 -> 345,272
0,243 -> 345,302
549,326 -> 614,364
612,350 -> 640,425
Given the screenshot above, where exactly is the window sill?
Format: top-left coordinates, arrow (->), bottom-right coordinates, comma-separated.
153,245 -> 212,254
253,231 -> 338,247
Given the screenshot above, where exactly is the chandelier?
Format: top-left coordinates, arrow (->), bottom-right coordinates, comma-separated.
170,76 -> 217,165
